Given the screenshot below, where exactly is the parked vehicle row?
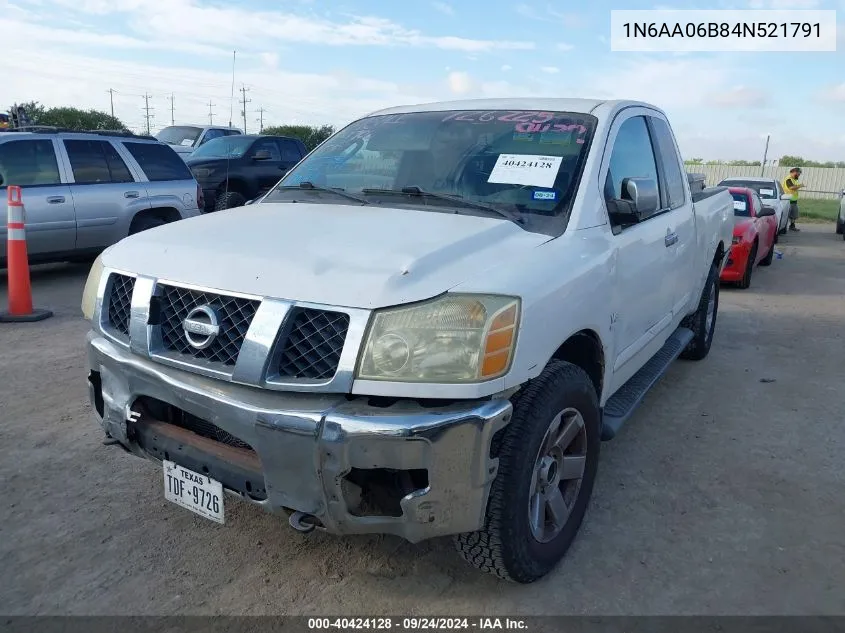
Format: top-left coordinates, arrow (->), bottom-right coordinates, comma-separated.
82,98 -> 734,584
0,130 -> 202,267
719,186 -> 778,289
0,127 -> 308,265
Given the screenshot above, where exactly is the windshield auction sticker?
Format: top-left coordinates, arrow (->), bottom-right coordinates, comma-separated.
487,154 -> 563,189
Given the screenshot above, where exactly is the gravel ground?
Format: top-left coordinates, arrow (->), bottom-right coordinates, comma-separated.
1,224 -> 844,616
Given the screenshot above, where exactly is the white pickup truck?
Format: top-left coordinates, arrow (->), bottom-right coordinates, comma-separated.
82,99 -> 733,583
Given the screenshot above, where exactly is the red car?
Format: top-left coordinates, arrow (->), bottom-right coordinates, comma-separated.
720,186 -> 778,289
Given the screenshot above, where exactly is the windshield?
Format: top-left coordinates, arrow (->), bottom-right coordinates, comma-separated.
189,136 -> 254,159
264,109 -> 597,234
730,192 -> 751,217
156,126 -> 203,147
721,179 -> 777,199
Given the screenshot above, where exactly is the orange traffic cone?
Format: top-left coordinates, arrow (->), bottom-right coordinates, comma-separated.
1,186 -> 53,322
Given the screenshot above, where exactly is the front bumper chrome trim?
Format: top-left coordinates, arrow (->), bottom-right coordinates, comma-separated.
88,332 -> 513,542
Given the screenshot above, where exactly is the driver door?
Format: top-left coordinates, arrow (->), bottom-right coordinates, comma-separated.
603,112 -> 675,389
249,138 -> 285,193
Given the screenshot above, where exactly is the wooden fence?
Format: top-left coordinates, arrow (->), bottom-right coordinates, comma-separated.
685,165 -> 845,200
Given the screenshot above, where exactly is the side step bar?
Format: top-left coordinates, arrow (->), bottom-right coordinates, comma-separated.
601,326 -> 694,441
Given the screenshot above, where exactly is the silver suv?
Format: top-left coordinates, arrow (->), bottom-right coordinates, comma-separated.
0,130 -> 202,267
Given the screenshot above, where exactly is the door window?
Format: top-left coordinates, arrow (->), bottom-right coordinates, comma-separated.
649,117 -> 686,209
122,142 -> 193,182
751,193 -> 762,217
201,129 -> 226,145
252,139 -> 281,161
64,140 -> 133,184
278,139 -> 303,163
0,139 -> 61,187
604,116 -> 659,211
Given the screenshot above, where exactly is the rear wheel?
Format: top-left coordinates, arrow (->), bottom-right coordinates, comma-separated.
680,261 -> 720,361
737,242 -> 757,289
836,218 -> 844,235
453,361 -> 600,583
128,215 -> 166,235
214,190 -> 247,211
759,240 -> 774,266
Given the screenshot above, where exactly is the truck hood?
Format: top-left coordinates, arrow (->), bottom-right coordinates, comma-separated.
103,202 -> 550,309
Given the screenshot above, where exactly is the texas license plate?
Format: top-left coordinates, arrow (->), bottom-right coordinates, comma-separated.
163,460 -> 224,524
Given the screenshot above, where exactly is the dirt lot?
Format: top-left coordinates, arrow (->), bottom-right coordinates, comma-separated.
1,224 -> 844,616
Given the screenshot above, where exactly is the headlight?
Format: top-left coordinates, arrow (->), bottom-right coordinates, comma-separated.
81,254 -> 105,320
192,168 -> 214,178
357,294 -> 520,383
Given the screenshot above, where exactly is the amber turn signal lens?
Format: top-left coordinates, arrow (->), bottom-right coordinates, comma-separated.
480,303 -> 518,378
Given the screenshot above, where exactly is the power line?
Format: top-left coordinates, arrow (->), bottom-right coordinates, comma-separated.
167,93 -> 175,126
256,106 -> 267,133
239,84 -> 251,133
142,93 -> 155,135
208,100 -> 216,125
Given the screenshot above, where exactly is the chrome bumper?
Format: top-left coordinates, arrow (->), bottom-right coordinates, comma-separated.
86,332 -> 513,542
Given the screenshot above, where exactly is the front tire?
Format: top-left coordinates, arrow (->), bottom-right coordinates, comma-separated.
680,261 -> 720,361
454,361 -> 600,583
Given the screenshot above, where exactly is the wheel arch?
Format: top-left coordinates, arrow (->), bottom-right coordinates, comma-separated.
128,206 -> 181,233
217,177 -> 251,198
548,329 -> 606,403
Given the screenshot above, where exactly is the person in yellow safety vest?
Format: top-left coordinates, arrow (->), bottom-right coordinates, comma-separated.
782,167 -> 805,232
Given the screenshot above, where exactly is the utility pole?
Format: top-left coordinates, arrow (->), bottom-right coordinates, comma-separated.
760,134 -> 770,177
142,93 -> 155,135
167,93 -> 175,126
207,100 -> 216,125
239,84 -> 251,134
256,106 -> 266,133
107,88 -> 115,118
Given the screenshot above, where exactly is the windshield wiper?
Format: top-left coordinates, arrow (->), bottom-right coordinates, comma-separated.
278,181 -> 368,204
361,186 -> 523,225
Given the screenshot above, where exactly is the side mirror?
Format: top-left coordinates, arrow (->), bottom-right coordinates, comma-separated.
758,206 -> 776,217
253,150 -> 272,161
608,177 -> 659,225
781,194 -> 792,200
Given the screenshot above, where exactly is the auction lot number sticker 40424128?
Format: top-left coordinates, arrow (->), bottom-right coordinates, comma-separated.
488,154 -> 563,189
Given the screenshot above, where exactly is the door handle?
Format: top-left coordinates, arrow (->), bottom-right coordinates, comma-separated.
124,191 -> 140,199
46,196 -> 65,204
664,231 -> 678,247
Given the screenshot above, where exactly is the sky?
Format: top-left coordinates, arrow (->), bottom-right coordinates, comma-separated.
2,0 -> 844,161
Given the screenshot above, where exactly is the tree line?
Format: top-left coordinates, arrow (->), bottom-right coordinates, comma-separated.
685,156 -> 845,168
5,102 -> 335,151
6,102 -> 843,165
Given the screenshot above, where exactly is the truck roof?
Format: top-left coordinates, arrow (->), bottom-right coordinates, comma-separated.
365,98 -> 666,119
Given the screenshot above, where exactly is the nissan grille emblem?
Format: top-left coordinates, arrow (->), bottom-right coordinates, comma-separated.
182,305 -> 220,350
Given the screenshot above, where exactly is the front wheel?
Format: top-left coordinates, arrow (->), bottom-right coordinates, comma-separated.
453,361 -> 600,583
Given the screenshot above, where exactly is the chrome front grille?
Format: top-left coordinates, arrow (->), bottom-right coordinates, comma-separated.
99,271 -> 366,392
157,285 -> 259,367
106,273 -> 135,337
278,308 -> 350,380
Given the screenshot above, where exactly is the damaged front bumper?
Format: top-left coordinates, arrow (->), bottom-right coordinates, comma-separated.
87,332 -> 513,543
